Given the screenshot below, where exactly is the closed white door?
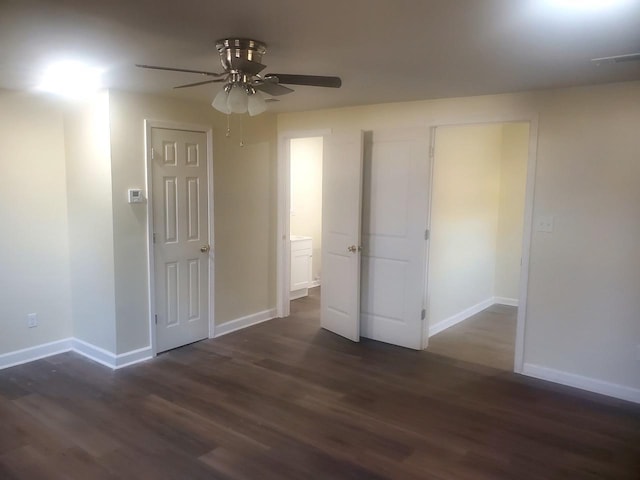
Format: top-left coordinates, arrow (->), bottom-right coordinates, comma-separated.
360,128 -> 430,349
320,132 -> 364,342
152,127 -> 211,353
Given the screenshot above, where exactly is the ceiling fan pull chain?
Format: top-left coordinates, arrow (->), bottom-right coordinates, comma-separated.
226,114 -> 231,138
239,116 -> 244,148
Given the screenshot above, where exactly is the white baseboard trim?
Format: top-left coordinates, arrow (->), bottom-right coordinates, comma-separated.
215,308 -> 277,338
494,296 -> 519,307
429,297 -> 495,337
1,338 -> 152,371
0,338 -> 73,370
72,338 -> 117,369
71,339 -> 153,370
309,280 -> 321,288
290,288 -> 308,301
115,345 -> 153,369
522,363 -> 640,404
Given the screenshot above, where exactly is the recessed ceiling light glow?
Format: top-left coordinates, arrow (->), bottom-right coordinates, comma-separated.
38,61 -> 103,98
545,0 -> 630,9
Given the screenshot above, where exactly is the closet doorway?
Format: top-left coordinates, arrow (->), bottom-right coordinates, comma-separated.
426,122 -> 530,371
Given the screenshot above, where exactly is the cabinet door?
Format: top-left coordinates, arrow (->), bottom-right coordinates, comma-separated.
291,249 -> 311,291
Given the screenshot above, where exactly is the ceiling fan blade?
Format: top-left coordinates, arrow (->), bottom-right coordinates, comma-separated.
265,74 -> 342,88
173,78 -> 227,89
254,81 -> 294,96
136,64 -> 225,77
231,58 -> 267,76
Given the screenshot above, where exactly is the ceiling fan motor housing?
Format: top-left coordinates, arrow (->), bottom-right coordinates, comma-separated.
216,38 -> 266,72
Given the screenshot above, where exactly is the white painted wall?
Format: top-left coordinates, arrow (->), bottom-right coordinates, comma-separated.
428,124 -> 503,327
495,123 -> 529,300
63,91 -> 117,352
290,137 -> 323,283
277,81 -> 640,394
108,91 -> 278,353
0,90 -> 72,354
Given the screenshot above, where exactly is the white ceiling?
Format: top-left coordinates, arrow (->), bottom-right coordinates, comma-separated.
1,0 -> 639,112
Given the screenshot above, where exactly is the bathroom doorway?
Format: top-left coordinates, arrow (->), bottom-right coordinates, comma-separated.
277,132 -> 328,318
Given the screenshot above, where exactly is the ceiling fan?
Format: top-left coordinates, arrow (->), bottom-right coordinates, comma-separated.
136,38 -> 342,116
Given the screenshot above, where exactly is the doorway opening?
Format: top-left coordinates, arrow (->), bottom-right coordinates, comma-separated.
426,122 -> 530,371
277,131 -> 329,319
289,137 -> 323,304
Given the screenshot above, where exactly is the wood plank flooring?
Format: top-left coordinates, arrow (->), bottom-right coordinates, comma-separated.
1,288 -> 639,479
427,304 -> 517,371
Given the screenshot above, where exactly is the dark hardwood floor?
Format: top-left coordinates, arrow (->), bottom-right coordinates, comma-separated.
427,304 -> 517,371
1,288 -> 639,479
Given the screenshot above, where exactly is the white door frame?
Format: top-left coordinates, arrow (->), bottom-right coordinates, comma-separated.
144,119 -> 215,356
424,113 -> 539,374
276,129 -> 331,318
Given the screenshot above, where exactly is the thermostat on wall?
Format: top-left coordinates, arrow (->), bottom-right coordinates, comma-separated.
128,188 -> 145,204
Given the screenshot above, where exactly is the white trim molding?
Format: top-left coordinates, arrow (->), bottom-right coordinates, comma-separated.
523,363 -> 640,404
429,298 -> 495,337
0,338 -> 152,371
494,296 -> 519,307
72,339 -> 153,369
0,338 -> 73,370
215,309 -> 277,338
115,345 -> 154,368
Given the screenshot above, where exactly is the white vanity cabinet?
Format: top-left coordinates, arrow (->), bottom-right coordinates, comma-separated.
290,236 -> 312,300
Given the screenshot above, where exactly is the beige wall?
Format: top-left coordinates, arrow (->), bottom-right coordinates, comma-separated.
64,91 -> 117,351
278,81 -> 640,391
290,137 -> 323,283
495,123 -> 529,300
429,124 -> 503,326
108,91 -> 278,353
0,90 -> 72,354
429,122 -> 528,328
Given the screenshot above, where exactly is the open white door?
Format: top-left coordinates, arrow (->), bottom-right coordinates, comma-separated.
320,131 -> 364,342
360,128 -> 430,350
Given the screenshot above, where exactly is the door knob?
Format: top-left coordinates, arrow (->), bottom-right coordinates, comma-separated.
200,244 -> 211,253
347,245 -> 357,253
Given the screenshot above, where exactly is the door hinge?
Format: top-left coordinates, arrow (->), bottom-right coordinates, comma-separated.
429,145 -> 435,159
154,314 -> 158,325
151,147 -> 155,160
421,309 -> 426,320
424,229 -> 430,240
153,232 -> 157,244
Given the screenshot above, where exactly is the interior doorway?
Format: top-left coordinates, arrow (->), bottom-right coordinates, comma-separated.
277,130 -> 329,319
289,137 -> 323,302
426,122 -> 530,371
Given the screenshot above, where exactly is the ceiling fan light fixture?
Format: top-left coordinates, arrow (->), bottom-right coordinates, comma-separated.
227,84 -> 249,114
211,88 -> 231,114
248,91 -> 267,117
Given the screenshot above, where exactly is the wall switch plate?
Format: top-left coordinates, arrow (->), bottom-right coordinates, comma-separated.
536,215 -> 554,233
27,313 -> 38,328
128,188 -> 145,204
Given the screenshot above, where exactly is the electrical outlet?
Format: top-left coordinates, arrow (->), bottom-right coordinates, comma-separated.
27,313 -> 38,328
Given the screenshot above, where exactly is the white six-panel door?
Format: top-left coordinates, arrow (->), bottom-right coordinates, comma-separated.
320,132 -> 364,342
152,127 -> 210,353
360,129 -> 430,350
